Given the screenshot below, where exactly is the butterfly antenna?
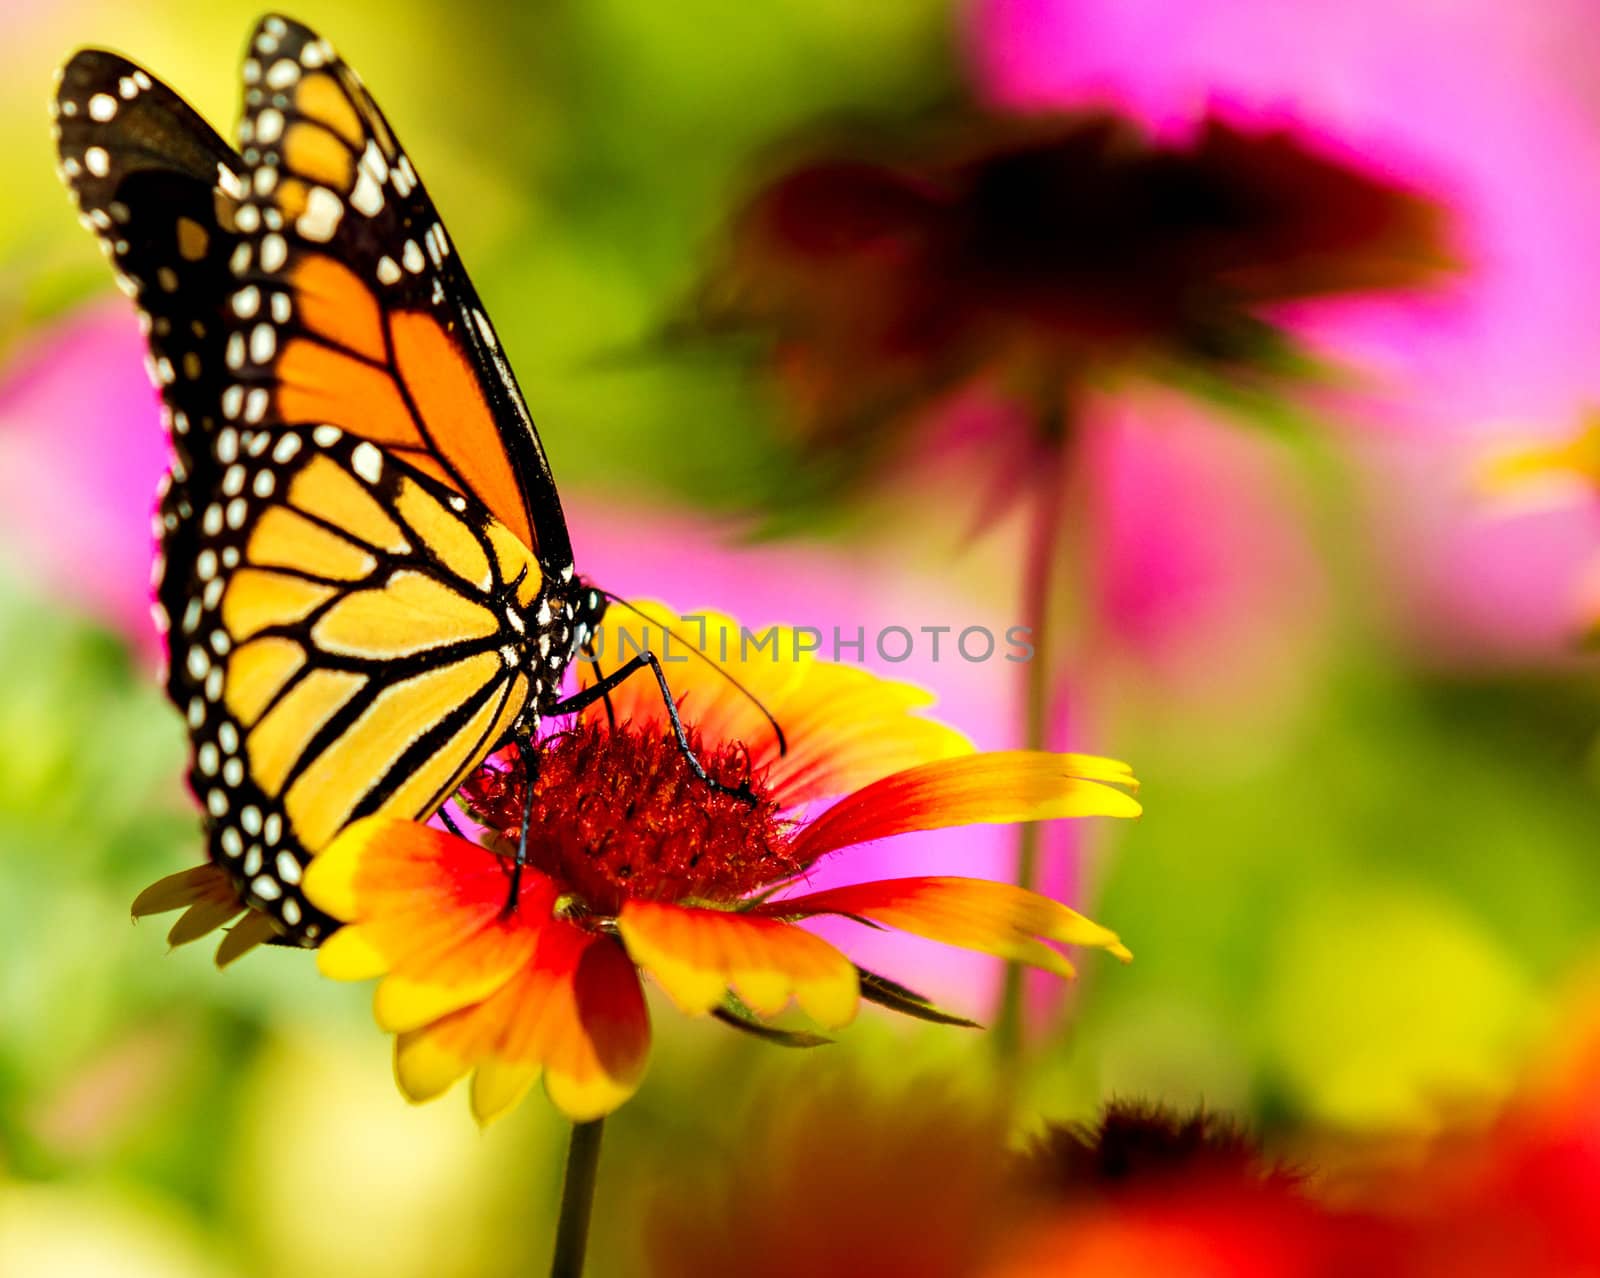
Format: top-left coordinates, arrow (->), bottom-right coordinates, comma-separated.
594,590 -> 788,757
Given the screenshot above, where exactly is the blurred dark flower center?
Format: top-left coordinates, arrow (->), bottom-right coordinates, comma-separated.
694,106 -> 1452,479
460,722 -> 794,915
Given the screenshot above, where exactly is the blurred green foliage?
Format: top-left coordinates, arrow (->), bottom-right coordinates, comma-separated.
2,2 -> 1599,1276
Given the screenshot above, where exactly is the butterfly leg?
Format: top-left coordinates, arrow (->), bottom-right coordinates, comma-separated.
582,645 -> 619,731
500,736 -> 539,917
549,652 -> 759,804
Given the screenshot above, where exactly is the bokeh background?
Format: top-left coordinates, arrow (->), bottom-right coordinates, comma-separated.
4,1 -> 1600,1274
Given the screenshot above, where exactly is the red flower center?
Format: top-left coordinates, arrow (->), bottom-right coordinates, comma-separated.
459,721 -> 797,915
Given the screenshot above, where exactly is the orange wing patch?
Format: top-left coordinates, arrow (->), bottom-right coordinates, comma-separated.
257,269 -> 538,560
275,339 -> 417,450
248,505 -> 377,580
293,71 -> 365,148
281,118 -> 354,191
226,636 -> 306,725
229,18 -> 567,569
310,570 -> 501,660
383,671 -> 528,822
222,569 -> 338,642
390,311 -> 535,551
249,667 -> 368,796
288,455 -> 411,554
289,254 -> 386,361
284,653 -> 504,848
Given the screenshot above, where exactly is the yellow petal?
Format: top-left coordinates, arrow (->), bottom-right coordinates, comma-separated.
790,750 -> 1140,864
393,927 -> 650,1125
581,601 -> 973,807
620,900 -> 859,1028
315,923 -> 391,981
373,919 -> 542,1034
759,876 -> 1131,977
535,936 -> 652,1123
303,816 -> 562,1030
468,1058 -> 541,1124
394,1023 -> 482,1104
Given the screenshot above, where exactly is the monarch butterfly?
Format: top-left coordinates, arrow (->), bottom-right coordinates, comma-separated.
54,13 -> 744,949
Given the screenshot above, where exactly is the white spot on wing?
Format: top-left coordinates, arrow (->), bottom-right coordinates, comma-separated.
350,442 -> 384,483
394,154 -> 418,197
260,233 -> 287,273
350,169 -> 384,217
265,59 -> 300,90
360,140 -> 389,183
472,309 -> 498,349
251,324 -> 276,364
297,185 -> 344,241
256,108 -> 284,145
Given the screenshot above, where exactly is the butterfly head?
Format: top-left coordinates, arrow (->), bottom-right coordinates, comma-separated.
568,577 -> 608,659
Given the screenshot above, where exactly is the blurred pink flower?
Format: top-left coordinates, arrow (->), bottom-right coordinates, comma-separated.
971,0 -> 1600,664
1083,391 -> 1328,716
0,303 -> 166,661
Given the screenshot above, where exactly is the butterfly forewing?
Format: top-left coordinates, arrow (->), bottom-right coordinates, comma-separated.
171,425 -> 539,937
223,13 -> 575,576
53,50 -> 245,498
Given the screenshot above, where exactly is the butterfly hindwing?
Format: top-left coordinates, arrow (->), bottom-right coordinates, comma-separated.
167,423 -> 542,938
222,13 -> 575,576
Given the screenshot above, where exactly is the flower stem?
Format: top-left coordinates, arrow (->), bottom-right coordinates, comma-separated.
550,1118 -> 605,1278
993,440 -> 1068,1066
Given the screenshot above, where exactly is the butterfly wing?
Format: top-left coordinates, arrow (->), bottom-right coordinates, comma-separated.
222,13 -> 575,580
53,49 -> 245,505
55,47 -> 557,946
163,422 -> 540,941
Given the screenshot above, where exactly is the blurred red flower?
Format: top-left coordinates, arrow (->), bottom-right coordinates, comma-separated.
697,103 -> 1450,495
